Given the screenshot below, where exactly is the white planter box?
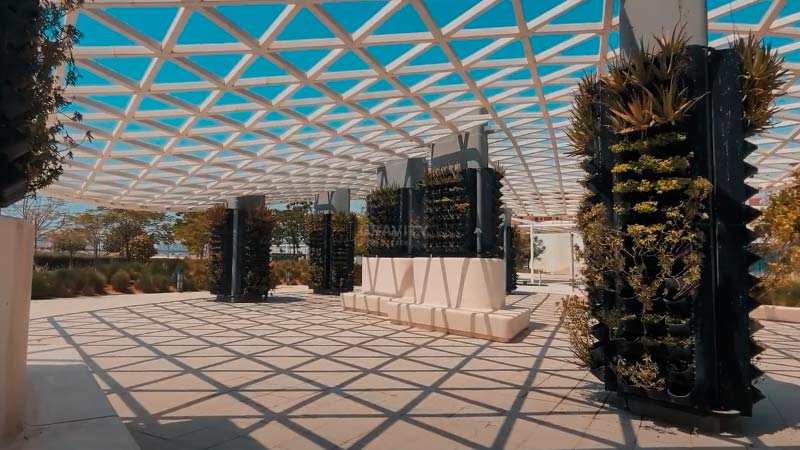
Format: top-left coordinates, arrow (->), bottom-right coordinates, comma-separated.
360,257 -> 414,299
412,257 -> 505,310
343,256 -> 529,342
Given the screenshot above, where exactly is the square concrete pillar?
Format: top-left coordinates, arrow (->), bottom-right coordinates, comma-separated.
0,216 -> 34,444
376,158 -> 427,188
430,124 -> 489,169
315,189 -> 350,213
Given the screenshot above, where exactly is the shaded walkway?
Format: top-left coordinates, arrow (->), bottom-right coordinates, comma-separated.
27,291 -> 800,449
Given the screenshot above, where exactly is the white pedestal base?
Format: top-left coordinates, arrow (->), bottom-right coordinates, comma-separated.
386,300 -> 531,342
342,256 -> 530,342
340,293 -> 391,316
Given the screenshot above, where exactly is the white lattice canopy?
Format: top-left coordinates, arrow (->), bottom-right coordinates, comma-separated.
47,0 -> 800,214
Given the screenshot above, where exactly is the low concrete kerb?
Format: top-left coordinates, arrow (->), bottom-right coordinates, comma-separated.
750,305 -> 800,323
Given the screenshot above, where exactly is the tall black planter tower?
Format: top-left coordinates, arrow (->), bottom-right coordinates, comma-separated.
209,196 -> 273,303
583,45 -> 764,417
502,209 -> 517,294
308,189 -> 356,295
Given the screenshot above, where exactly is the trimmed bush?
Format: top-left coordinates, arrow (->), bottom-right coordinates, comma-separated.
125,262 -> 145,280
152,274 -> 171,293
97,262 -> 124,281
135,273 -> 156,293
85,269 -> 107,294
31,272 -> 54,299
135,272 -> 172,293
182,277 -> 197,292
111,270 -> 132,293
51,269 -> 77,297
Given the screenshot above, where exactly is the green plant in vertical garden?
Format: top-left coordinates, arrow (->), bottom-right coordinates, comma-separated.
242,207 -> 274,300
733,34 -> 790,136
575,199 -> 625,290
365,185 -> 402,255
420,164 -> 469,254
330,212 -> 355,292
304,213 -> 326,290
566,72 -> 602,156
206,204 -> 227,295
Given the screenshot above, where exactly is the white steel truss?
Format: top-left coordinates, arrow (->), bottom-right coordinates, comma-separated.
46,0 -> 800,214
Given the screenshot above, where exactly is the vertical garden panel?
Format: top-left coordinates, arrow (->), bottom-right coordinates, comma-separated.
306,212 -> 355,295
420,165 -> 504,257
569,34 -> 780,418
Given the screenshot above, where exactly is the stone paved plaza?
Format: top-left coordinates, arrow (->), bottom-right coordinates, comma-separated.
26,290 -> 800,449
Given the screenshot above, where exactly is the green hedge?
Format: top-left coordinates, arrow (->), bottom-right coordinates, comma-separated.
31,259 -> 206,300
34,253 -> 122,270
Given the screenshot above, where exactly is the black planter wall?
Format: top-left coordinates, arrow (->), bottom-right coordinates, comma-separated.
241,208 -> 274,300
420,165 -> 504,257
208,205 -> 274,302
580,45 -> 765,417
504,224 -> 517,294
208,207 -> 232,296
306,212 -> 356,294
365,185 -> 405,256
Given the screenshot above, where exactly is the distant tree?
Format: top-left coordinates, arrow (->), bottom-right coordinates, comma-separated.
273,201 -> 312,254
6,194 -> 67,250
174,211 -> 211,258
754,172 -> 800,290
354,212 -> 368,256
154,216 -> 176,256
50,228 -> 87,267
72,209 -> 106,260
0,0 -> 89,206
129,234 -> 157,261
102,209 -> 164,260
512,227 -> 546,270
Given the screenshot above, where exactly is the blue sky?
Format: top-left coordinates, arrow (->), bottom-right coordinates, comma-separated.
42,0 -> 800,214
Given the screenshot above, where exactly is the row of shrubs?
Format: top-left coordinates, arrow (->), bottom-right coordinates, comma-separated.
31,259 -> 207,299
31,258 -> 360,299
34,252 -> 305,270
759,280 -> 800,307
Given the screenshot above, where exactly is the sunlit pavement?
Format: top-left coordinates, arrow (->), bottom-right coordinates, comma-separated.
27,289 -> 800,450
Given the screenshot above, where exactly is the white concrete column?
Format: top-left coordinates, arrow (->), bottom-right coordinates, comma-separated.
0,216 -> 34,444
620,0 -> 707,55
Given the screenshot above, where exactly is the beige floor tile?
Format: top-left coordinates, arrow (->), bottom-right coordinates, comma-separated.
28,290 -> 800,450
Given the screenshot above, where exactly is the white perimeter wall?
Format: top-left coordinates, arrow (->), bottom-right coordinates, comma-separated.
531,232 -> 584,276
